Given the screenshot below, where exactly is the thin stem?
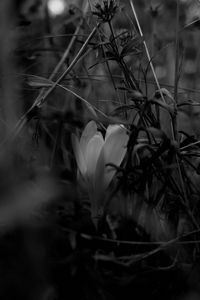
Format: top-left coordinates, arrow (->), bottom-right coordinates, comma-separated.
36,1 -> 89,106
37,24 -> 99,107
50,121 -> 63,169
129,0 -> 166,104
97,28 -> 122,105
174,0 -> 181,100
172,1 -> 192,225
0,23 -> 100,147
172,0 -> 180,143
108,19 -> 140,91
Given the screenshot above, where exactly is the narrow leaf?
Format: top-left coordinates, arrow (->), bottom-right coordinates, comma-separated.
27,76 -> 52,88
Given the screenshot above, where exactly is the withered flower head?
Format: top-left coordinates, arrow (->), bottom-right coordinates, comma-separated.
93,0 -> 118,22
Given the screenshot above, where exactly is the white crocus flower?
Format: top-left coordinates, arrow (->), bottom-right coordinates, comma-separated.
72,120 -> 129,217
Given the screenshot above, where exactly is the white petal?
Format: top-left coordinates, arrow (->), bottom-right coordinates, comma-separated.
105,124 -> 125,141
85,132 -> 104,182
92,144 -> 106,208
80,121 -> 97,158
71,133 -> 87,176
95,126 -> 129,198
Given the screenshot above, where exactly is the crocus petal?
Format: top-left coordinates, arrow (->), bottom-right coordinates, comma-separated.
85,132 -> 104,183
105,124 -> 124,141
95,125 -> 129,196
80,121 -> 97,158
71,133 -> 87,176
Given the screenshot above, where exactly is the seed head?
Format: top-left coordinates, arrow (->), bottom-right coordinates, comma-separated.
93,0 -> 118,22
